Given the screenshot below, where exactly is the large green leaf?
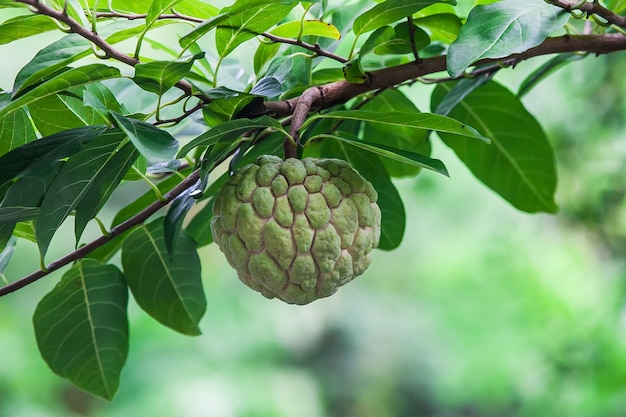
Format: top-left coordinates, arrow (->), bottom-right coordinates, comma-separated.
0,14 -> 58,44
447,0 -> 569,77
33,260 -> 129,400
305,140 -> 405,250
0,65 -> 121,121
110,112 -> 179,165
87,0 -> 218,17
36,132 -> 127,258
177,116 -> 285,157
0,125 -> 107,188
184,198 -> 215,247
75,141 -> 139,243
431,81 -> 558,213
121,219 -> 205,336
215,1 -> 296,58
303,110 -> 490,142
413,13 -> 461,43
270,19 -> 341,40
0,95 -> 36,156
133,53 -> 204,95
164,188 -> 196,259
29,92 -> 109,136
353,0 -> 455,36
11,20 -> 150,97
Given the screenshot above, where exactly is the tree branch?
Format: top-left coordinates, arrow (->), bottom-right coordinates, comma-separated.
265,33 -> 626,115
14,0 -> 208,102
0,170 -> 200,297
547,0 -> 626,28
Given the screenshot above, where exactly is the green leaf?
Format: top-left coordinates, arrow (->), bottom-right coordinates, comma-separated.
87,0 -> 218,18
342,58 -> 369,84
1,64 -> 121,121
0,95 -> 36,156
270,19 -> 341,40
184,198 -> 215,247
215,1 -> 296,58
29,92 -> 109,136
177,116 -> 285,158
353,0 -> 455,36
360,89 -> 431,177
305,140 -> 405,250
367,23 -> 430,56
179,13 -> 233,49
33,260 -> 128,400
121,218 -> 205,335
0,236 -> 16,282
431,81 -> 558,213
413,13 -> 461,43
312,133 -> 448,176
303,110 -> 490,142
447,0 -> 569,77
13,221 -> 36,243
12,21 -> 148,97
434,72 -> 495,116
133,53 -> 204,95
518,53 -> 586,97
110,112 -> 179,165
75,141 -> 139,243
36,132 -> 127,258
0,125 -> 107,188
0,14 -> 58,45
164,188 -> 196,259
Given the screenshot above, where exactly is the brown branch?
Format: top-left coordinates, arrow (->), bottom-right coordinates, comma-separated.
15,0 -> 209,102
0,170 -> 201,297
265,33 -> 626,116
547,0 -> 626,28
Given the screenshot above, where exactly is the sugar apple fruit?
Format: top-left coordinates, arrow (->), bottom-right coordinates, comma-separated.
211,155 -> 381,305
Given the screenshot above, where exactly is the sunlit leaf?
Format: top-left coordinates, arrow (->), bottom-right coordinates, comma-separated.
29,92 -> 109,136
122,218 -> 205,335
133,53 -> 205,95
215,1 -> 296,58
353,0 -> 455,36
0,94 -> 36,156
270,19 -> 341,40
33,260 -> 129,400
1,65 -> 121,121
0,14 -> 58,44
447,0 -> 569,77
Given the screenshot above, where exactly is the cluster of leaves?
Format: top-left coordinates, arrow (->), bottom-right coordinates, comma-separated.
0,0 -> 622,399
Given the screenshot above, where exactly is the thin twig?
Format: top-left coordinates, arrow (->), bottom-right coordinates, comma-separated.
15,0 -> 210,103
0,170 -> 200,297
547,0 -> 626,28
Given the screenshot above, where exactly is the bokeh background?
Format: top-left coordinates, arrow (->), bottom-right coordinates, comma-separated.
3,3 -> 626,417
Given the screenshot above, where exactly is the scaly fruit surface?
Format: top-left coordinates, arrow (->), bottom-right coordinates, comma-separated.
211,155 -> 381,304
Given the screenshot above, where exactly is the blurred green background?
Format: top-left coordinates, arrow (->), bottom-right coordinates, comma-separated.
3,9 -> 626,417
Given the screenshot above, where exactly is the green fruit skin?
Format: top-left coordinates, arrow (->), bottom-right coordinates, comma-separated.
211,156 -> 381,305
